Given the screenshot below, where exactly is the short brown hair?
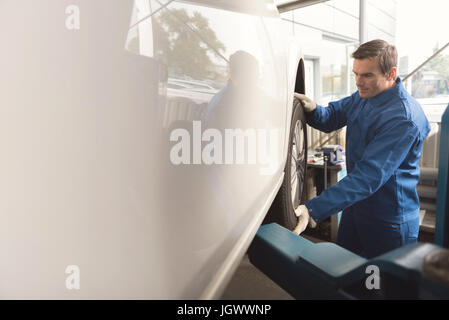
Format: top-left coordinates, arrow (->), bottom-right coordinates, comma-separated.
352,39 -> 398,75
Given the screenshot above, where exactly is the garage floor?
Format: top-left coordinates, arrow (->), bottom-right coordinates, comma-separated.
221,235 -> 322,300
221,254 -> 294,300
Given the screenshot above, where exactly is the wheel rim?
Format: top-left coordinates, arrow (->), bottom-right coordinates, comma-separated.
291,120 -> 305,210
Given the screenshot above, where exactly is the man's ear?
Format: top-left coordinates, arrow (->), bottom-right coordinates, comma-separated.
388,67 -> 398,81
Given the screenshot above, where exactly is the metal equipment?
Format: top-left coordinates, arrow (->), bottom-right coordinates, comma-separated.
248,105 -> 449,299
322,145 -> 344,166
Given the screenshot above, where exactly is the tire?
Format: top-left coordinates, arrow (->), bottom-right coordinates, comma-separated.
264,97 -> 308,230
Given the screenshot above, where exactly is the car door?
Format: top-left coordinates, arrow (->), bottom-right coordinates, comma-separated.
0,0 -> 289,299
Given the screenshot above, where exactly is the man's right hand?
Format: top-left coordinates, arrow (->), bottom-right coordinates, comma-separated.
294,93 -> 317,113
293,205 -> 317,235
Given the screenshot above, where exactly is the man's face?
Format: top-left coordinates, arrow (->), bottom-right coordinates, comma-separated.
353,57 -> 395,99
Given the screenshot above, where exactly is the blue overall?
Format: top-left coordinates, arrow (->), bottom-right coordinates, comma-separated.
305,78 -> 430,258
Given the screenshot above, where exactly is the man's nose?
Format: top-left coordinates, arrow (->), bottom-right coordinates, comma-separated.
356,76 -> 364,87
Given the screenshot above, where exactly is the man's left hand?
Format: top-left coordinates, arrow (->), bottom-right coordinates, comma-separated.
293,205 -> 317,235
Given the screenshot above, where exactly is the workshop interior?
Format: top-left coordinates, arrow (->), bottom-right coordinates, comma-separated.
0,0 -> 448,301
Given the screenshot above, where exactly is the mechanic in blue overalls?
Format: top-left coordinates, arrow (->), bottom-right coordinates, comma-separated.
294,40 -> 430,259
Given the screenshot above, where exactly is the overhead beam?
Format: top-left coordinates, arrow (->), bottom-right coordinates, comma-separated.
276,0 -> 329,13
404,41 -> 449,81
359,0 -> 367,44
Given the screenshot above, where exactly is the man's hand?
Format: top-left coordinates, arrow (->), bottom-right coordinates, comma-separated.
293,205 -> 317,235
294,93 -> 317,113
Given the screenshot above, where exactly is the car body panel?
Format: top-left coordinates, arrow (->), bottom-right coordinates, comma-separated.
0,0 -> 302,299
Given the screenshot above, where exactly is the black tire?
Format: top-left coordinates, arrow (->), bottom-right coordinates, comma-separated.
264,97 -> 308,230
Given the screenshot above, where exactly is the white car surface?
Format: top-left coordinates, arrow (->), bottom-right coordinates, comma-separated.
0,0 -> 304,299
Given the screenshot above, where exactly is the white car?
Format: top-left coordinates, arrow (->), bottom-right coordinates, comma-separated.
0,0 -> 307,299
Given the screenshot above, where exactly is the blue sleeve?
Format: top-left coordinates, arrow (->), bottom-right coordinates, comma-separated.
307,94 -> 353,133
305,118 -> 419,223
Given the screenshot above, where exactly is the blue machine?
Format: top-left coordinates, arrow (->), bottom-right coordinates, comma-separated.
248,105 -> 449,299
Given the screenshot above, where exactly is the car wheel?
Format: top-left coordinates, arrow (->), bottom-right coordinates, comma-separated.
264,97 -> 308,230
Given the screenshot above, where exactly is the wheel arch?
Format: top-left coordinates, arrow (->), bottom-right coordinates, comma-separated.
283,54 -> 306,166
295,58 -> 306,95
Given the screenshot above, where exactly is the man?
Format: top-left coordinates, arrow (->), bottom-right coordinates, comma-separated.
294,39 -> 430,259
203,50 -> 262,129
